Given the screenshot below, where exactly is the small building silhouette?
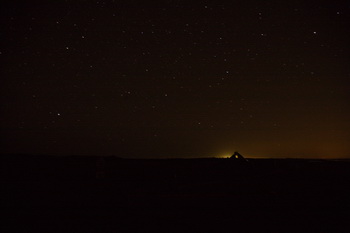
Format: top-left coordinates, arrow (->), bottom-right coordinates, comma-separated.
230,152 -> 247,161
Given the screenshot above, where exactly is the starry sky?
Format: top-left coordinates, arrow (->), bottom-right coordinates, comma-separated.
1,1 -> 349,158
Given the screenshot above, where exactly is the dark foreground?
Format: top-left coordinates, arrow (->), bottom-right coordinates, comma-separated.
1,155 -> 350,232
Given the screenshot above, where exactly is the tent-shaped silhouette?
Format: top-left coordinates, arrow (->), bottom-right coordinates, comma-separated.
230,152 -> 247,161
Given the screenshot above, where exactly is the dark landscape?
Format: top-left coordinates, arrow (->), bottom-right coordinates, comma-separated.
2,1 -> 349,232
2,154 -> 350,232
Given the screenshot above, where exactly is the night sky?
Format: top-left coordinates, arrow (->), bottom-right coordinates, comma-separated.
1,1 -> 349,158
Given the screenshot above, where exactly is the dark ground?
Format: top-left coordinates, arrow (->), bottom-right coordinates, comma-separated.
1,155 -> 350,232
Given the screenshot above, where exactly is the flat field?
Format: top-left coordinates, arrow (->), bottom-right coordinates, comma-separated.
1,155 -> 350,232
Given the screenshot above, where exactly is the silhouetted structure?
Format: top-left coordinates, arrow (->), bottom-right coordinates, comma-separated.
230,152 -> 247,161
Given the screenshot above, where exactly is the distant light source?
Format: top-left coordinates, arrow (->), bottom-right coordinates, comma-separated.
235,155 -> 239,159
217,154 -> 230,159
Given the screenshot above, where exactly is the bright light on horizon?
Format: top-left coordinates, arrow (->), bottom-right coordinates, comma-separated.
216,153 -> 232,159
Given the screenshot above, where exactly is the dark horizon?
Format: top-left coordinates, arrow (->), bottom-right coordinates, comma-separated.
2,152 -> 350,160
1,1 -> 349,158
